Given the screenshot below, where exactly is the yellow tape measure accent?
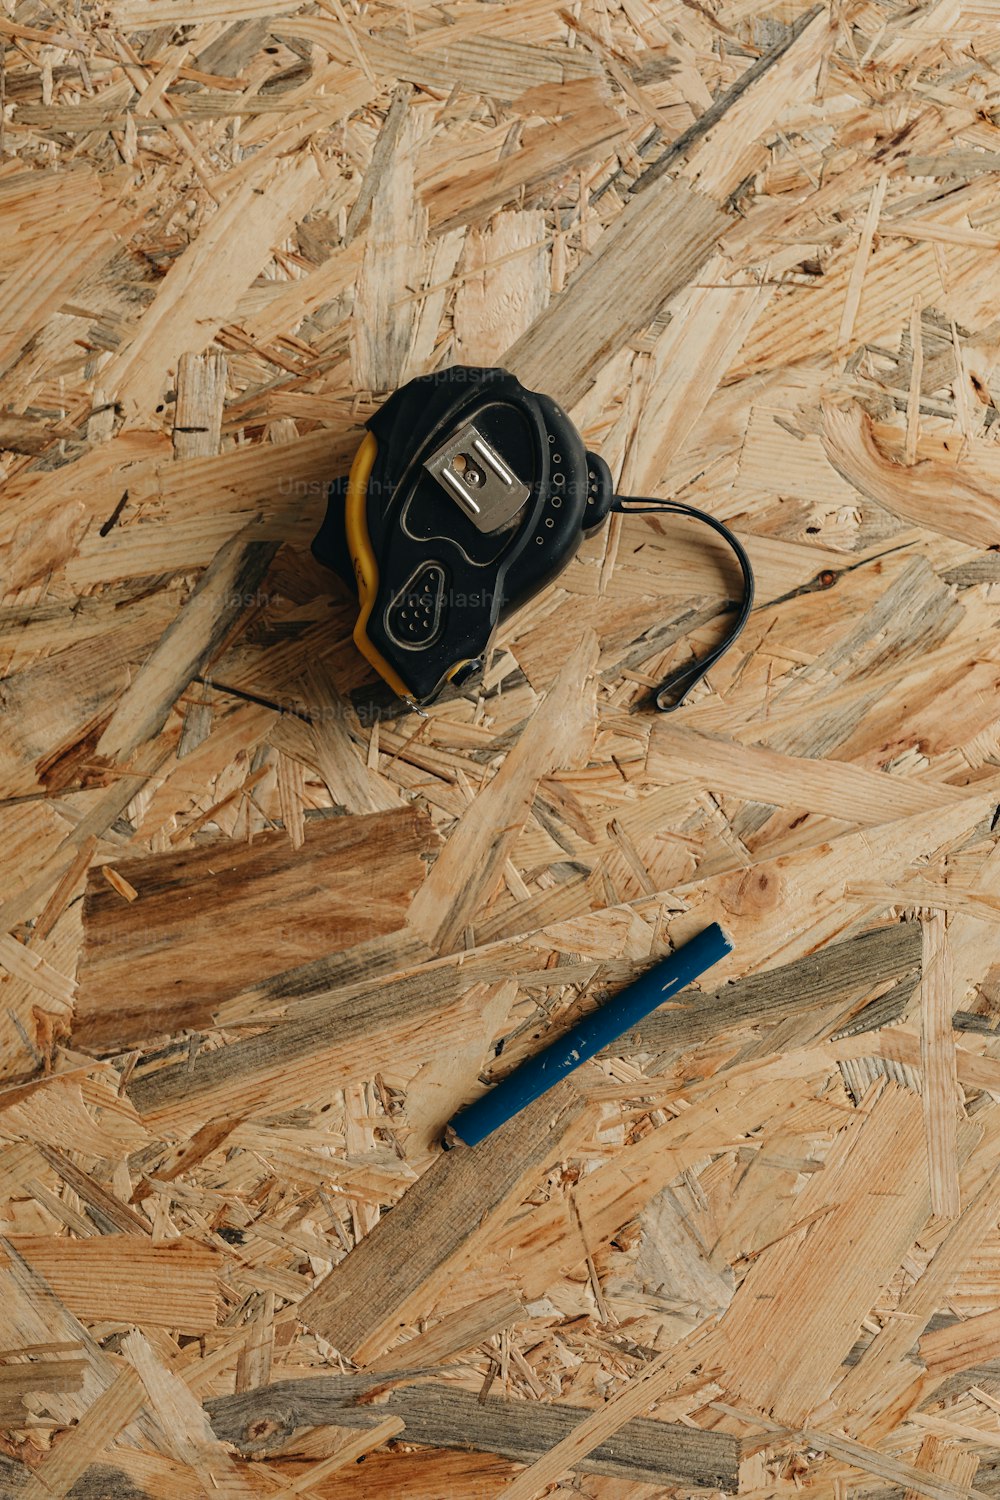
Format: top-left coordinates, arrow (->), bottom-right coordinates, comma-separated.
344,433 -> 415,702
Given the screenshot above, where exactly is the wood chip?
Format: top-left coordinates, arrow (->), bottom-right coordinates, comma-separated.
921,910 -> 961,1219
209,1369 -> 738,1488
76,807 -> 435,1048
298,1081 -> 588,1362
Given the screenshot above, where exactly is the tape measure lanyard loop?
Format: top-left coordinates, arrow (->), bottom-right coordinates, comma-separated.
612,495 -> 755,713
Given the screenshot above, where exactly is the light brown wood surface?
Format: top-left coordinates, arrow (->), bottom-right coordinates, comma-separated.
2,1 -> 1000,1496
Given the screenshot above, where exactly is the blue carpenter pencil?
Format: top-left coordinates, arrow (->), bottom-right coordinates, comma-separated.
447,922 -> 733,1148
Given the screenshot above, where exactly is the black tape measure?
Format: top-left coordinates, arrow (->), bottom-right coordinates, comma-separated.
312,366 -> 754,711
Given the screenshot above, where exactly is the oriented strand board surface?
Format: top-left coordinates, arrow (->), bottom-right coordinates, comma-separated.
74,804 -> 435,1047
3,0 -> 1000,1496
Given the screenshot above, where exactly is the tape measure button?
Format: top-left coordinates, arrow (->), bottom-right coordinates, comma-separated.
387,562 -> 446,647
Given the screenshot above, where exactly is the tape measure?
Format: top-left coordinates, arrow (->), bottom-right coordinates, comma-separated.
312,366 -> 754,711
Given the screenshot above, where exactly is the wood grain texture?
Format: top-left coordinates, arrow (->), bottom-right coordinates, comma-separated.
499,1320 -> 724,1499
921,910 -> 962,1219
505,180 -> 728,409
0,1238 -> 220,1331
4,0 -> 1000,1493
297,1081 -> 587,1361
126,940 -> 512,1129
208,1375 -> 739,1488
76,807 -> 435,1048
91,531 -> 281,769
615,920 -> 922,1053
18,1369 -> 146,1500
407,631 -> 598,952
921,1307 -> 1000,1379
714,1086 -> 980,1425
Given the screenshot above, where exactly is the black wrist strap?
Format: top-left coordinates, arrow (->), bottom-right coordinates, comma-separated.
612,496 -> 755,712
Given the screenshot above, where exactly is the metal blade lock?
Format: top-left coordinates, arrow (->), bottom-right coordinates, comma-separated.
311,366 -> 754,712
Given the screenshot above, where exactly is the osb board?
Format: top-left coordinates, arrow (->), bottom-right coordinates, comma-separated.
2,0 -> 1000,1495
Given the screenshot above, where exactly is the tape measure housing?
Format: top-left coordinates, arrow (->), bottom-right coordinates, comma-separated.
312,366 -> 615,706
